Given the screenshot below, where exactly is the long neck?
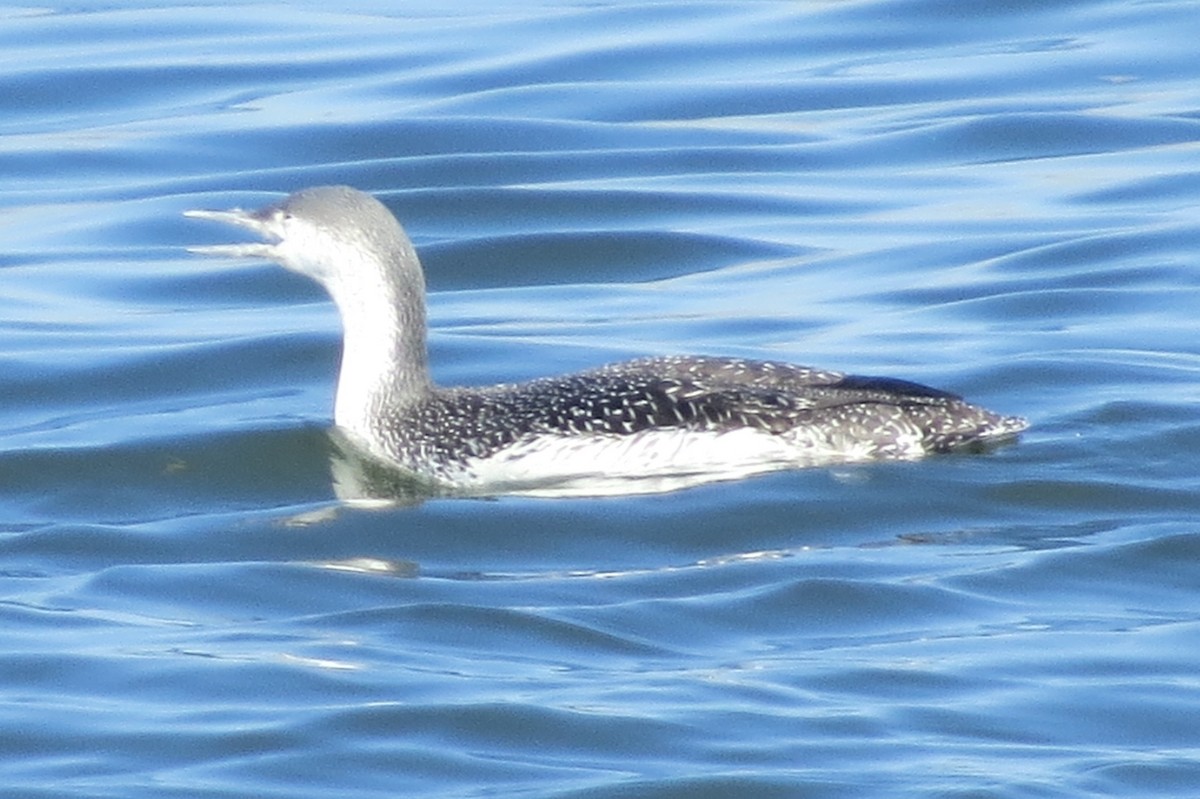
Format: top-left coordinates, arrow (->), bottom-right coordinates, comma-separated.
327,249 -> 433,442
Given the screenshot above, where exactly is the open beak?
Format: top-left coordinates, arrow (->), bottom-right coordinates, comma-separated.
184,207 -> 280,260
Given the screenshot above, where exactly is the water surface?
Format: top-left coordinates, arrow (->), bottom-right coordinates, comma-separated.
2,1 -> 1200,796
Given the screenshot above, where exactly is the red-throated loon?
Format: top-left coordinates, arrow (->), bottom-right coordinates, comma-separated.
186,185 -> 1026,497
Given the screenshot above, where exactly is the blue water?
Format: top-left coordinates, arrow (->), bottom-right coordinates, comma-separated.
3,1 -> 1200,796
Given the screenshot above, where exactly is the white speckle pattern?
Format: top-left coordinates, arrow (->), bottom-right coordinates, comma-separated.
370,355 -> 1027,492
188,186 -> 1028,496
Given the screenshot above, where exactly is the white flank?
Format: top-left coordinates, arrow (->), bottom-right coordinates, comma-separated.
447,426 -> 927,498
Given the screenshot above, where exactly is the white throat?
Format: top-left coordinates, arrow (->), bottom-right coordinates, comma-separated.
323,249 -> 431,441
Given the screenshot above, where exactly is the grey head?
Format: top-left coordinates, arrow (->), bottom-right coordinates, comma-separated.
185,185 -> 424,305
186,186 -> 433,436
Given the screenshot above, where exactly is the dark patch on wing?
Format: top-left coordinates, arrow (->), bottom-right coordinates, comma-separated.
831,374 -> 961,402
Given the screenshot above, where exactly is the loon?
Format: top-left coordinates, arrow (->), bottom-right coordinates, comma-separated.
186,185 -> 1026,497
